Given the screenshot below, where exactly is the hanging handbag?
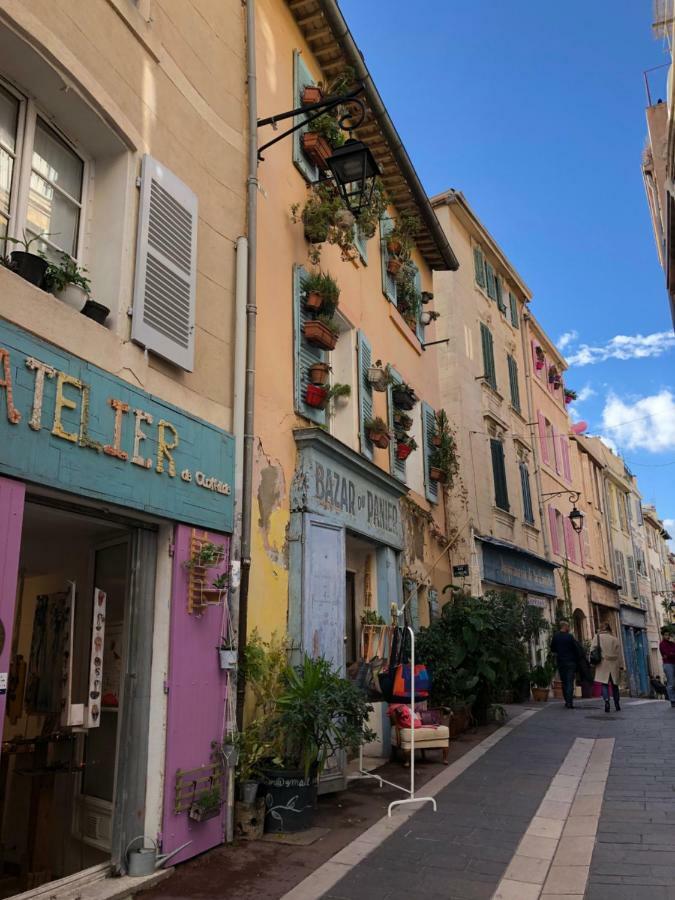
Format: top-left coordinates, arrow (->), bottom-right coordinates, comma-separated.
376,626 -> 403,701
589,638 -> 602,667
362,625 -> 391,700
392,663 -> 431,700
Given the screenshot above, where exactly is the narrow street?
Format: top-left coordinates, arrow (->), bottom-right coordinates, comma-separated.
277,699 -> 675,900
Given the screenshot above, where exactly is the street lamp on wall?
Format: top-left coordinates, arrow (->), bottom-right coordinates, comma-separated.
542,490 -> 585,534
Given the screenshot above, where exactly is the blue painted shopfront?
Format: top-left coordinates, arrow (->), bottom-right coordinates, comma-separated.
0,320 -> 234,531
621,605 -> 650,696
479,536 -> 557,597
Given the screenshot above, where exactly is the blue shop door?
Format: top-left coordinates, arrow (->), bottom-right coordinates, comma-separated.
622,626 -> 638,697
635,630 -> 650,696
302,514 -> 346,792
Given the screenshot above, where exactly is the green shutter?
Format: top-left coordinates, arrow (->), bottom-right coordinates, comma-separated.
293,265 -> 327,425
357,330 -> 374,460
353,224 -> 368,263
473,247 -> 486,288
507,354 -> 521,412
485,261 -> 497,301
292,51 -> 319,183
520,462 -> 534,524
388,368 -> 406,482
379,215 -> 397,303
495,275 -> 506,313
509,292 -> 519,328
422,401 -> 438,503
480,323 -> 496,390
490,438 -> 509,511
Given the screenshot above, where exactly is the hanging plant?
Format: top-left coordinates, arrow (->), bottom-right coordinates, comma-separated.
365,416 -> 391,449
303,314 -> 339,350
354,179 -> 388,240
393,410 -> 413,430
564,388 -> 577,405
301,84 -> 323,106
396,435 -> 418,461
429,409 -> 459,487
548,365 -> 562,388
308,361 -> 331,386
391,382 -> 418,411
367,360 -> 393,392
300,270 -> 340,316
305,384 -> 328,408
189,787 -> 222,822
185,542 -> 226,569
535,346 -> 545,371
386,213 -> 420,262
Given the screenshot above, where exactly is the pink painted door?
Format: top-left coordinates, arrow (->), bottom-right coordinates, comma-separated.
0,477 -> 25,753
162,524 -> 231,863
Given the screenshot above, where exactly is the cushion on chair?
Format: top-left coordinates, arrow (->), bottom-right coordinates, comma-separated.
391,725 -> 450,745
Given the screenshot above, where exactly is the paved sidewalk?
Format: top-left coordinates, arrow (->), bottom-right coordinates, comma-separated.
287,699 -> 675,900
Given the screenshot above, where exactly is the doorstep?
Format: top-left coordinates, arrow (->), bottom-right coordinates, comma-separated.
10,864 -> 173,900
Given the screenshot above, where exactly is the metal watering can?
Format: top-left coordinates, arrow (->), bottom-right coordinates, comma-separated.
125,835 -> 193,877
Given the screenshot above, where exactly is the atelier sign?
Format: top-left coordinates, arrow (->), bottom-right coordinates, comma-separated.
0,321 -> 234,531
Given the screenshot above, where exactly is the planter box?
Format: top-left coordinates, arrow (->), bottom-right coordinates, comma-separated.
302,131 -> 332,170
387,257 -> 403,276
396,442 -> 413,461
189,802 -> 222,822
308,361 -> 330,385
431,435 -> 442,447
81,298 -> 110,325
234,799 -> 265,841
303,320 -> 338,350
238,780 -> 259,804
367,429 -> 390,450
305,290 -> 324,312
387,237 -> 403,255
301,85 -> 323,105
430,466 -> 446,483
305,384 -> 328,408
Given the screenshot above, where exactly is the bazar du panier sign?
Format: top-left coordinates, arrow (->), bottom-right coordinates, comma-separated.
0,320 -> 234,531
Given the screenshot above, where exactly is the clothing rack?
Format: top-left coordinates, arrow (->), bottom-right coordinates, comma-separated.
357,593 -> 437,817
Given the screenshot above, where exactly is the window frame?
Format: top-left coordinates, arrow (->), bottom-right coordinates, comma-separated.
0,74 -> 89,264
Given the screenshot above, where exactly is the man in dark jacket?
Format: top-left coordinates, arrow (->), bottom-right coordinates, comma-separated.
550,620 -> 580,709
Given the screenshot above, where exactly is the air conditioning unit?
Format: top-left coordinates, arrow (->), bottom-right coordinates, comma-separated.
74,796 -> 113,852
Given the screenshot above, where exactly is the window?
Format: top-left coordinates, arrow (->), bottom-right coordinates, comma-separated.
480,322 -> 497,390
507,354 -> 520,412
490,438 -> 509,511
353,224 -> 368,263
508,291 -> 519,328
379,214 -> 397,304
537,412 -> 550,465
519,462 -> 534,524
596,521 -> 606,569
473,245 -> 486,289
485,260 -> 498,302
495,275 -> 506,313
388,368 -> 406,483
0,77 -> 86,262
626,555 -> 638,598
548,506 -> 564,556
292,51 -> 319,183
618,493 -> 628,532
293,264 -> 328,426
592,464 -> 602,511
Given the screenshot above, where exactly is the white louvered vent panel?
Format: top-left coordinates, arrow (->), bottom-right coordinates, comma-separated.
131,155 -> 198,371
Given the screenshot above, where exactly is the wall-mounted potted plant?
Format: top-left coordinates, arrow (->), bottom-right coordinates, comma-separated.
429,410 -> 459,486
548,365 -> 562,389
219,637 -> 237,671
367,360 -> 392,393
365,416 -> 391,449
223,732 -> 239,769
393,410 -> 413,431
564,388 -> 577,405
308,361 -> 331,386
302,113 -> 345,170
387,255 -> 403,276
44,252 -> 91,312
301,83 -> 323,105
326,382 -> 351,409
303,315 -> 339,351
396,435 -> 417,461
301,270 -> 340,315
391,383 -> 418,411
189,786 -> 222,822
305,383 -> 328,408
535,346 -> 545,371
5,230 -> 51,287
81,298 -> 110,325
386,213 -> 419,261
185,541 -> 226,569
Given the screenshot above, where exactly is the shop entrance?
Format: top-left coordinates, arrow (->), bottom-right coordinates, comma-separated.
0,499 -> 135,897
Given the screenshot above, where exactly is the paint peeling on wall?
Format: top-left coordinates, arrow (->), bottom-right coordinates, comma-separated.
254,438 -> 288,567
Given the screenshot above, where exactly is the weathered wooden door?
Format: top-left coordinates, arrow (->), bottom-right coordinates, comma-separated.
0,477 -> 25,758
162,525 -> 231,863
302,514 -> 346,790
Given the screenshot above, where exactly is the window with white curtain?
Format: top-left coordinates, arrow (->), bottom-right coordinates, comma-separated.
0,75 -> 86,263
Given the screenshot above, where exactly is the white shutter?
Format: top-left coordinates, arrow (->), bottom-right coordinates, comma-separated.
132,155 -> 197,371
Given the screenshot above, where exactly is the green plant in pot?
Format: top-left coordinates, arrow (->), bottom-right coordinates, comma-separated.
530,656 -> 555,702
189,785 -> 222,822
386,212 -> 420,258
5,230 -> 52,288
185,541 -> 225,569
364,416 -> 391,449
429,409 -> 459,486
261,655 -> 375,833
44,252 -> 91,312
300,270 -> 340,316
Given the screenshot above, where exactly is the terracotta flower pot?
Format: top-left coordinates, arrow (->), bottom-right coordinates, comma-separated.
531,686 -> 549,702
552,680 -> 564,699
305,384 -> 328,408
396,442 -> 413,461
535,360 -> 545,371
303,320 -> 338,350
387,257 -> 403,276
305,291 -> 324,312
430,465 -> 446,483
367,429 -> 390,449
387,237 -> 403,255
301,85 -> 323,105
302,131 -> 332,170
392,387 -> 416,411
308,361 -> 330,385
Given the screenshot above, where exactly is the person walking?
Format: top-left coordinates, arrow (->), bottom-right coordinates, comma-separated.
550,620 -> 580,709
591,623 -> 622,713
658,627 -> 675,709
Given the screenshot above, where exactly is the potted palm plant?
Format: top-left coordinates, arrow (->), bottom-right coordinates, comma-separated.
365,417 -> 391,449
5,230 -> 51,287
530,660 -> 554,702
44,252 -> 91,312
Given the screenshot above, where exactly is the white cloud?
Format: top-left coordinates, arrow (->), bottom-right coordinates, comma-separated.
598,434 -> 619,454
557,330 -> 578,351
575,384 -> 596,404
565,331 -> 675,367
601,390 -> 675,452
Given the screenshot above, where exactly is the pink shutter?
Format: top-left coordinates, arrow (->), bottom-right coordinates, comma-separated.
552,425 -> 560,474
0,477 -> 25,757
538,412 -> 549,464
564,518 -> 578,564
561,436 -> 572,482
549,506 -> 560,555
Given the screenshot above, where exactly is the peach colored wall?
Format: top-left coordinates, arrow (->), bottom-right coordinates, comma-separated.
249,0 -> 450,638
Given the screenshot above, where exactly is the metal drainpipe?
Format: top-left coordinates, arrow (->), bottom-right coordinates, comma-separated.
520,309 -> 550,560
236,0 -> 258,731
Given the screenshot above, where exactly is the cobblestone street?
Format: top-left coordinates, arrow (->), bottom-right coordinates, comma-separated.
279,699 -> 675,900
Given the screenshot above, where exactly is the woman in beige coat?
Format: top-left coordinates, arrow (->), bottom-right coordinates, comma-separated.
591,623 -> 622,713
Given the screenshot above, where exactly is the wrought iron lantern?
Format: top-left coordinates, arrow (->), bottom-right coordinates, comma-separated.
325,138 -> 380,215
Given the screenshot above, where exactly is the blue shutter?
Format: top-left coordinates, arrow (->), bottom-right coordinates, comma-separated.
473,247 -> 486,288
353,224 -> 368,263
388,368 -> 406,482
414,266 -> 425,343
293,265 -> 327,425
357,331 -> 373,460
485,261 -> 497,301
379,215 -> 397,303
422,401 -> 438,503
495,275 -> 506,313
292,51 -> 319,183
428,588 -> 439,621
509,292 -> 519,328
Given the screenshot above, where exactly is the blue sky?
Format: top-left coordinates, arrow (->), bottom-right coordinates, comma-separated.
341,0 -> 675,539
